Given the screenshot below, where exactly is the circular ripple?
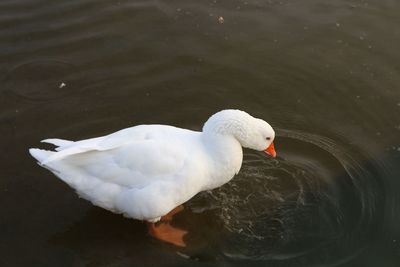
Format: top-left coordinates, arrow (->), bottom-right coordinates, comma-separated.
2,60 -> 79,102
186,129 -> 384,265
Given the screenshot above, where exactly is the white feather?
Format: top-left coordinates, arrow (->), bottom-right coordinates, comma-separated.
28,110 -> 276,221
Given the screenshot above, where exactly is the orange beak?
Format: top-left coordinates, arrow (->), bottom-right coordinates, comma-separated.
264,142 -> 277,158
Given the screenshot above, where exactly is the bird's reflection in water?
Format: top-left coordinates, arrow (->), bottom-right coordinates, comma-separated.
51,205 -> 225,266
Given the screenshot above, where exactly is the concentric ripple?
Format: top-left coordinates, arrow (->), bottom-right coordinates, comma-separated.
2,60 -> 80,103
186,129 -> 384,265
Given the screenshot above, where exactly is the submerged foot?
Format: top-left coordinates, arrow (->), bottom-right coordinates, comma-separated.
148,222 -> 188,247
147,205 -> 187,247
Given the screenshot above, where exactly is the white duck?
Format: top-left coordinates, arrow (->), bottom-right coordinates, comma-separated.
29,109 -> 276,247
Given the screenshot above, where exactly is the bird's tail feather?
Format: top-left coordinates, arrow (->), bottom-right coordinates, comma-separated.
41,138 -> 74,151
29,148 -> 55,164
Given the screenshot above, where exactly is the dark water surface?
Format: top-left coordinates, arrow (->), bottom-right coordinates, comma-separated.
1,0 -> 400,266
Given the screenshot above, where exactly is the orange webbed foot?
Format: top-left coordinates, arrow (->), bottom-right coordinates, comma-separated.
147,205 -> 187,247
148,222 -> 188,247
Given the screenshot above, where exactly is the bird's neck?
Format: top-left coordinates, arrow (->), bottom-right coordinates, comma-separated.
201,133 -> 243,191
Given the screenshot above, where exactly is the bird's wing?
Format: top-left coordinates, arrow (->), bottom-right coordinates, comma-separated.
38,125 -> 200,188
60,137 -> 188,187
32,125 -> 204,220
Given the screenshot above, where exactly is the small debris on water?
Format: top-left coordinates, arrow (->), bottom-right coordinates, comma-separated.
336,22 -> 340,27
176,251 -> 190,259
218,16 -> 224,24
59,82 -> 66,88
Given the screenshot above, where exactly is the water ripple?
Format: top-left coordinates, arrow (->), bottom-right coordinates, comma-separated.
2,60 -> 80,103
187,129 -> 384,265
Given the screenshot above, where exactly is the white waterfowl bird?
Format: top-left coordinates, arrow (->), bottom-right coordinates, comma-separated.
29,109 -> 276,247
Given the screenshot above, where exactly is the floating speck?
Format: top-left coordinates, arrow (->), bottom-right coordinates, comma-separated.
59,82 -> 66,88
176,8 -> 181,12
176,251 -> 190,259
336,22 -> 340,27
359,36 -> 365,40
218,16 -> 224,24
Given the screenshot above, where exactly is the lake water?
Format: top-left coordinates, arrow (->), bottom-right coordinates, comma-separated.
1,0 -> 400,266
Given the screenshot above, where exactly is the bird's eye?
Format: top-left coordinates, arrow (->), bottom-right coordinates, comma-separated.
266,137 -> 271,140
